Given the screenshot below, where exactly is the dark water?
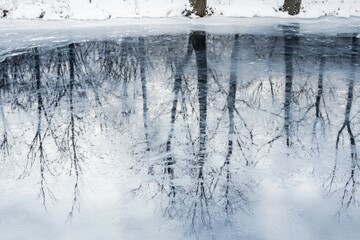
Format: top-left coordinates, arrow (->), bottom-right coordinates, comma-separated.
0,25 -> 359,235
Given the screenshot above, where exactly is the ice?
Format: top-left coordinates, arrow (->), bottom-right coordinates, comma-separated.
1,16 -> 360,58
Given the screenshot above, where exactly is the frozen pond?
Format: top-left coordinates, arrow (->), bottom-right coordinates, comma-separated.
1,19 -> 360,240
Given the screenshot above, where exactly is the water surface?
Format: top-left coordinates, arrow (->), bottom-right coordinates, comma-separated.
1,23 -> 360,240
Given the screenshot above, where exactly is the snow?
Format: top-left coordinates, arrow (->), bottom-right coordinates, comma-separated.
0,0 -> 360,20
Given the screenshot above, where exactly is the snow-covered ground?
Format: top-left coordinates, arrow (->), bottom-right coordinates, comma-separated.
0,0 -> 360,20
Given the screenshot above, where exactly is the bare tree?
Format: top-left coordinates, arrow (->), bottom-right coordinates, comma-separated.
282,0 -> 302,15
190,0 -> 207,17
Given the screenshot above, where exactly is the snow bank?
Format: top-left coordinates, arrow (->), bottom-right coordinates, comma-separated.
208,0 -> 360,18
0,0 -> 360,20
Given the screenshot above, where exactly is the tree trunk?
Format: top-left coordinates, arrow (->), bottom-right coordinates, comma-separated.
283,0 -> 302,15
190,0 -> 207,17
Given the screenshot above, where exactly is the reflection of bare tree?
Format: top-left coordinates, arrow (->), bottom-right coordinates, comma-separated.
119,38 -> 137,122
66,43 -> 83,220
325,35 -> 359,214
283,25 -> 299,147
0,94 -> 8,159
267,36 -> 279,104
258,25 -> 300,151
53,49 -> 67,106
4,31 -> 360,233
138,37 -> 150,153
7,53 -> 34,110
0,58 -> 9,91
312,53 -> 326,140
21,48 -> 55,209
223,35 -> 238,218
295,39 -> 332,148
218,34 -> 251,223
100,40 -> 121,82
0,58 -> 9,158
163,35 -> 194,213
188,30 -> 212,233
179,51 -> 198,168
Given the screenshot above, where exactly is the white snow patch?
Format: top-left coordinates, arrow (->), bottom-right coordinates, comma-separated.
1,0 -> 360,20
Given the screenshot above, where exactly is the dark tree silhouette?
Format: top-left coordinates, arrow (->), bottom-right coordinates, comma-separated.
190,0 -> 207,17
282,0 -> 302,15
